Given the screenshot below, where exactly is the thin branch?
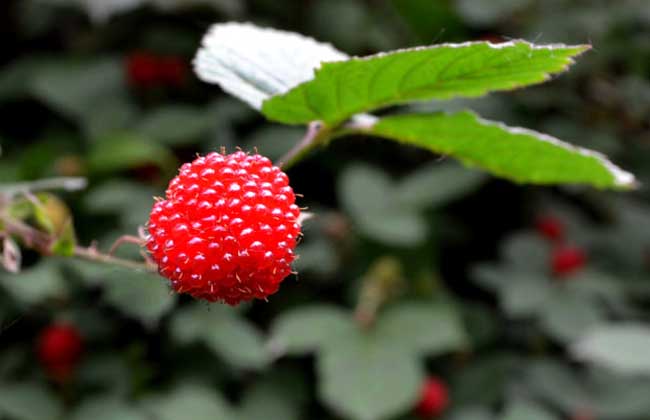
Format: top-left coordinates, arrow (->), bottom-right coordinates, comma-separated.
276,121 -> 327,169
0,214 -> 156,273
74,245 -> 156,272
0,177 -> 88,198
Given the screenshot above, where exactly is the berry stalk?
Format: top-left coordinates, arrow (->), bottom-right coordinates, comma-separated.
0,213 -> 155,272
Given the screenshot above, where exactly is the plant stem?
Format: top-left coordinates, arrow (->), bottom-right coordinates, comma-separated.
276,121 -> 329,169
0,214 -> 156,273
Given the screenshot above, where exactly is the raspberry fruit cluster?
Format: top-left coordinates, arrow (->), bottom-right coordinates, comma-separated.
37,323 -> 84,382
147,151 -> 301,305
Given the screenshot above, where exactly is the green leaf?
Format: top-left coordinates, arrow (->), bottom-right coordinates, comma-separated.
141,383 -> 235,420
238,379 -> 302,420
500,273 -> 553,317
338,164 -> 428,245
0,382 -> 63,420
31,58 -> 129,129
83,181 -> 157,230
375,302 -> 467,356
452,354 -> 518,406
317,332 -> 423,420
88,132 -> 177,174
171,304 -> 269,369
572,324 -> 650,374
500,233 -> 551,272
367,112 -> 635,189
103,268 -> 176,327
268,305 -> 356,356
194,22 -> 348,110
262,41 -> 589,125
0,261 -> 67,305
135,105 -> 215,146
449,407 -> 494,420
500,399 -> 558,420
395,162 -> 486,209
525,359 -> 592,413
539,291 -> 604,343
70,396 -> 148,420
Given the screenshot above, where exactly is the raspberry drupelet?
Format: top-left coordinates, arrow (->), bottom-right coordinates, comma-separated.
146,151 -> 301,305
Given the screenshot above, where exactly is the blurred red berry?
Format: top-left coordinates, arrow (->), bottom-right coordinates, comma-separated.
146,151 -> 301,305
125,52 -> 160,88
571,408 -> 596,420
158,56 -> 187,87
536,215 -> 565,241
551,245 -> 587,277
37,323 -> 83,382
415,377 -> 449,418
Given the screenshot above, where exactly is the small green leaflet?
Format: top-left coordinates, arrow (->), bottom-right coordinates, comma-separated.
262,41 -> 589,125
362,112 -> 635,189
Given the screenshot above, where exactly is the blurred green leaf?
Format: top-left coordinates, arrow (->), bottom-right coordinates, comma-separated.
394,162 -> 486,209
238,379 -> 302,420
0,382 -> 63,420
293,238 -> 339,277
339,164 -> 428,245
171,304 -> 269,369
77,354 -> 132,397
88,132 -> 176,174
268,304 -> 356,356
70,396 -> 147,420
539,291 -> 604,343
452,354 -> 518,406
591,375 -> 650,418
500,399 -> 558,420
375,302 -> 467,356
368,112 -> 635,189
0,56 -> 57,101
525,359 -> 591,413
136,105 -> 215,146
141,383 -> 235,420
83,180 -> 157,230
500,233 -> 551,273
31,57 -> 133,134
0,261 -> 67,305
317,331 -> 423,420
103,268 -> 176,327
263,42 -> 588,125
448,406 -> 494,420
572,323 -> 650,375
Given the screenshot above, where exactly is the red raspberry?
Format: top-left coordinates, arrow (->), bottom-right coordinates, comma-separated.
551,245 -> 587,277
146,151 -> 301,305
125,52 -> 160,88
36,323 -> 83,382
535,215 -> 565,242
415,377 -> 449,418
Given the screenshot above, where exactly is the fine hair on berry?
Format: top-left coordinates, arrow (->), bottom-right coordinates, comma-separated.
146,151 -> 301,305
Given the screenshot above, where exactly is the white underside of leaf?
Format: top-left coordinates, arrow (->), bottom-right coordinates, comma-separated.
194,22 -> 349,109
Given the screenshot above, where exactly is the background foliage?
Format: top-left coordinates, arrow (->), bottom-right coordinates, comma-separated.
1,1 -> 650,419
